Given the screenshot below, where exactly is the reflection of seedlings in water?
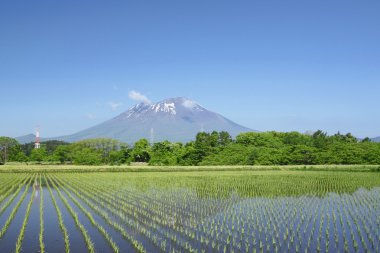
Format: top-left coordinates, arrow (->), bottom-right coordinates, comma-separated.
39,175 -> 45,253
34,179 -> 40,200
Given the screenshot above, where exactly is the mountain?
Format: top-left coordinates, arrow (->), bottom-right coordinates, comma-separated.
372,137 -> 380,142
49,97 -> 253,144
15,134 -> 36,144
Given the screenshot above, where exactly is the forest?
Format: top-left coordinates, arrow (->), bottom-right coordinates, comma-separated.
1,131 -> 379,166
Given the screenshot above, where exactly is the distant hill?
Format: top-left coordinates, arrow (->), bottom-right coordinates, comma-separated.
33,97 -> 254,144
372,137 -> 380,142
15,134 -> 35,144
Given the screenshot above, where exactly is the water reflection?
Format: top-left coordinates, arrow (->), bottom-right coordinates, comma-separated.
34,179 -> 39,201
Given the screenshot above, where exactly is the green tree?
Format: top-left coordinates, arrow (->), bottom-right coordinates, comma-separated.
281,131 -> 312,146
108,146 -> 131,165
0,137 -> 21,164
75,138 -> 124,163
72,147 -> 102,165
178,142 -> 199,165
53,145 -> 72,164
287,145 -> 318,165
201,144 -> 252,165
236,132 -> 282,148
149,141 -> 183,165
361,137 -> 371,143
131,139 -> 151,162
333,132 -> 358,143
13,151 -> 29,163
246,147 -> 284,165
186,132 -> 216,165
30,148 -> 48,163
218,131 -> 232,146
312,130 -> 329,149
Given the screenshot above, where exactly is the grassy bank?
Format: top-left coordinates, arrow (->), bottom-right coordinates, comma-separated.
0,163 -> 379,173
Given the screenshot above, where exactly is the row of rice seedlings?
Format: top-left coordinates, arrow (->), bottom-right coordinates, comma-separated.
15,175 -> 37,253
104,179 -> 239,251
108,186 -> 202,251
0,176 -> 32,238
0,176 -> 29,217
243,198 -> 315,251
77,171 -> 374,199
63,175 -> 150,251
90,174 -> 239,227
64,175 -> 159,252
1,172 -> 378,252
48,177 -> 95,253
44,175 -> 70,253
355,190 -> 379,241
208,200 -> 273,252
243,193 -> 377,252
356,191 -> 380,251
54,175 -> 148,253
0,174 -> 28,207
0,174 -> 14,187
152,181 -> 372,252
88,181 -> 200,252
0,173 -> 23,187
0,174 -> 25,202
49,175 -> 119,253
67,174 -> 252,252
59,172 -> 380,253
65,175 -> 184,251
168,175 -> 372,250
39,175 -> 45,253
118,180 -> 264,252
344,190 -> 379,251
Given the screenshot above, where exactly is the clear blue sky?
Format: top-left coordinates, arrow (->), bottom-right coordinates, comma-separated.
1,1 -> 379,138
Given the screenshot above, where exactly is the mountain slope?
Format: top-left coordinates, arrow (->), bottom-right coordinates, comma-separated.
53,97 -> 254,143
372,137 -> 380,142
15,134 -> 35,144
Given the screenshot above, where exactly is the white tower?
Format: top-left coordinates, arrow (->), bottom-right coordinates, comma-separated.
35,128 -> 41,149
150,128 -> 154,146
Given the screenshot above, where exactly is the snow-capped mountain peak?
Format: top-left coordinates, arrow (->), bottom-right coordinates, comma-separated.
151,102 -> 176,115
122,97 -> 206,119
43,97 -> 254,144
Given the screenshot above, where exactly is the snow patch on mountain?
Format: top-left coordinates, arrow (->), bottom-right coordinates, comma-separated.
163,102 -> 176,114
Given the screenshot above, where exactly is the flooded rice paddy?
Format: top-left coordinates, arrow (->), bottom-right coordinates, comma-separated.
0,170 -> 379,252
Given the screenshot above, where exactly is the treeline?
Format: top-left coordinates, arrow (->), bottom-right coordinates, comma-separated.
1,131 -> 380,165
